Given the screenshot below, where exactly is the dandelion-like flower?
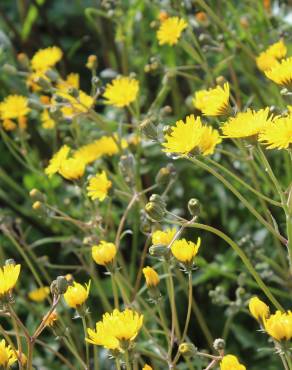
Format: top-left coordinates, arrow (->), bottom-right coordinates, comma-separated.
152,228 -> 177,246
58,157 -> 86,180
28,286 -> 50,302
222,108 -> 273,139
63,281 -> 91,309
259,114 -> 292,149
163,115 -> 221,156
56,73 -> 79,91
171,238 -> 201,264
0,95 -> 30,120
264,310 -> 292,341
86,309 -> 143,350
0,339 -> 17,368
45,145 -> 70,177
256,39 -> 287,72
0,263 -> 21,299
142,266 -> 160,287
220,355 -> 246,370
87,171 -> 112,201
59,91 -> 94,118
103,77 -> 139,108
92,241 -> 117,266
248,296 -> 270,321
41,110 -> 56,129
193,83 -> 230,116
265,57 -> 292,87
45,310 -> 58,327
143,365 -> 153,370
31,46 -> 63,72
157,17 -> 187,46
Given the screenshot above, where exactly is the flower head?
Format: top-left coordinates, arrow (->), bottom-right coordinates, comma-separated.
63,281 -> 91,308
222,108 -> 273,139
256,39 -> 287,72
28,286 -> 50,302
41,110 -> 56,129
86,309 -> 143,350
45,145 -> 70,177
258,114 -> 292,149
87,171 -> 112,201
143,366 -> 153,370
0,263 -> 21,299
143,266 -> 160,287
59,90 -> 94,118
265,57 -> 292,86
171,238 -> 201,264
56,73 -> 79,91
31,46 -> 63,72
248,296 -> 270,321
157,17 -> 187,46
92,241 -> 117,266
152,228 -> 177,246
193,83 -> 230,116
103,77 -> 139,108
163,115 -> 221,156
0,339 -> 17,368
220,355 -> 246,370
45,310 -> 58,327
58,157 -> 86,180
0,95 -> 30,120
264,310 -> 292,341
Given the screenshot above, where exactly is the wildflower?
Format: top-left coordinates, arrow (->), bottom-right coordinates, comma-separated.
28,286 -> 50,302
63,281 -> 91,309
265,57 -> 292,86
56,73 -> 80,91
171,238 -> 201,264
152,228 -> 176,246
45,145 -> 70,177
0,95 -> 30,120
162,115 -> 221,156
256,39 -> 287,72
87,171 -> 112,201
0,339 -> 17,368
59,90 -> 94,118
222,108 -> 273,139
92,241 -> 117,266
41,110 -> 56,129
45,310 -> 58,327
31,46 -> 63,72
157,17 -> 187,46
86,308 -> 143,350
143,365 -> 153,370
193,83 -> 230,116
143,266 -> 160,287
0,263 -> 21,299
103,77 -> 139,108
58,157 -> 86,180
264,310 -> 292,341
248,296 -> 270,321
259,114 -> 292,149
220,355 -> 246,370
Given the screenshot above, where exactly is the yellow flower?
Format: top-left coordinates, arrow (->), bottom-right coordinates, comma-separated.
45,310 -> 58,327
143,266 -> 160,287
59,90 -> 94,118
41,110 -> 56,129
63,281 -> 91,308
193,83 -> 230,116
28,286 -> 50,302
31,46 -> 63,72
0,263 -> 21,299
265,57 -> 292,86
171,238 -> 201,264
162,115 -> 221,156
256,39 -> 287,72
56,73 -> 79,91
258,114 -> 292,149
152,228 -> 177,246
248,296 -> 270,321
220,355 -> 246,370
103,77 -> 139,108
0,95 -> 30,120
86,55 -> 97,70
87,171 -> 112,201
2,119 -> 17,131
86,309 -> 143,350
45,145 -> 70,177
157,17 -> 187,46
0,339 -> 17,368
143,365 -> 153,370
92,241 -> 117,266
264,310 -> 292,341
222,108 -> 273,138
96,135 -> 128,156
58,157 -> 86,180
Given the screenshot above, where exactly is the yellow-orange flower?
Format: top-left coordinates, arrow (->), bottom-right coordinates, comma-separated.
58,157 -> 86,180
248,296 -> 270,321
157,17 -> 187,46
152,228 -> 176,246
193,83 -> 230,116
0,95 -> 30,120
171,238 -> 201,264
0,339 -> 17,368
31,46 -> 63,72
264,310 -> 292,341
220,355 -> 246,370
259,114 -> 292,150
45,145 -> 70,177
28,286 -> 50,302
143,365 -> 153,370
0,263 -> 21,299
256,39 -> 287,72
45,310 -> 58,327
87,171 -> 112,201
103,77 -> 139,108
265,57 -> 292,86
63,281 -> 91,308
92,241 -> 117,266
41,110 -> 56,129
143,266 -> 160,287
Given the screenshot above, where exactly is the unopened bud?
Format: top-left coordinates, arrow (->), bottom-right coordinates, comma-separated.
188,198 -> 200,217
140,118 -> 157,140
45,69 -> 59,82
163,125 -> 172,136
149,245 -> 169,257
149,194 -> 166,209
213,338 -> 225,352
35,77 -> 51,90
179,343 -> 198,357
2,64 -> 17,75
155,164 -> 176,185
17,53 -> 30,69
216,76 -> 226,86
145,202 -> 165,222
29,188 -> 46,202
67,87 -> 79,98
86,55 -> 98,70
28,99 -> 43,111
32,201 -> 43,211
5,259 -> 16,266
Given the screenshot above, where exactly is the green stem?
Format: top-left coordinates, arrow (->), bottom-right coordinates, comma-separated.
111,273 -> 119,309
125,350 -> 132,370
81,316 -> 90,370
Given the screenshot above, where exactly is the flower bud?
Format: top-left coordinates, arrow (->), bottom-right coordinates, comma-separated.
17,53 -> 30,69
155,164 -> 176,185
49,106 -> 63,120
149,245 -> 169,257
188,198 -> 200,217
35,77 -> 51,90
45,69 -> 59,82
213,338 -> 225,352
145,201 -> 165,222
163,125 -> 172,136
140,118 -> 157,140
2,64 -> 17,75
28,99 -> 43,111
143,266 -> 160,288
149,194 -> 166,209
56,276 -> 69,294
248,296 -> 270,322
32,201 -> 43,211
67,87 -> 79,98
29,188 -> 46,202
179,343 -> 198,357
86,55 -> 98,70
5,259 -> 16,266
